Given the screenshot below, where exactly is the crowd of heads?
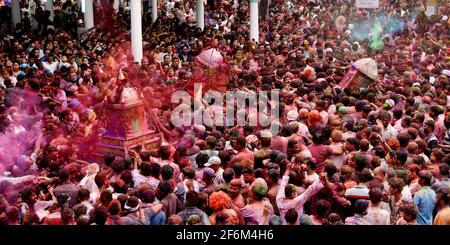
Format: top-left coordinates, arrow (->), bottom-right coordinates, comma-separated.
0,0 -> 450,225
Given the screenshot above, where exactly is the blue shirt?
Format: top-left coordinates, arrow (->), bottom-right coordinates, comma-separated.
413,186 -> 436,225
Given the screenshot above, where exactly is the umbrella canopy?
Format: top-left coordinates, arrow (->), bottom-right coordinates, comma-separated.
196,48 -> 225,69
352,58 -> 378,81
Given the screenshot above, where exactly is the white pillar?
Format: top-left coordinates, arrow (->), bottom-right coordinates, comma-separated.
45,0 -> 54,21
151,0 -> 157,23
113,0 -> 120,11
84,0 -> 94,29
131,0 -> 143,63
81,0 -> 86,13
196,0 -> 204,30
250,0 -> 259,43
11,0 -> 21,27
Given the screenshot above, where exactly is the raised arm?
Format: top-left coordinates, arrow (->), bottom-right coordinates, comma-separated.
276,164 -> 292,204
129,149 -> 142,170
259,204 -> 271,225
287,47 -> 301,57
48,186 -> 58,204
0,175 -> 36,185
293,174 -> 324,208
438,144 -> 450,150
147,106 -> 174,137
33,129 -> 44,155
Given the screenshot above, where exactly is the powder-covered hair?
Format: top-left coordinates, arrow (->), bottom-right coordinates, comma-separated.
209,191 -> 231,212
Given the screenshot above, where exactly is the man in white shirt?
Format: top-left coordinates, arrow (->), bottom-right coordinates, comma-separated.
166,0 -> 175,12
129,150 -> 161,190
0,68 -> 17,88
365,188 -> 390,225
379,111 -> 398,141
345,169 -> 372,201
204,156 -> 224,186
73,188 -> 94,215
276,163 -> 324,224
42,56 -> 60,74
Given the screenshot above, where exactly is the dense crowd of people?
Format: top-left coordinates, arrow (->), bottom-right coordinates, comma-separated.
0,0 -> 449,225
